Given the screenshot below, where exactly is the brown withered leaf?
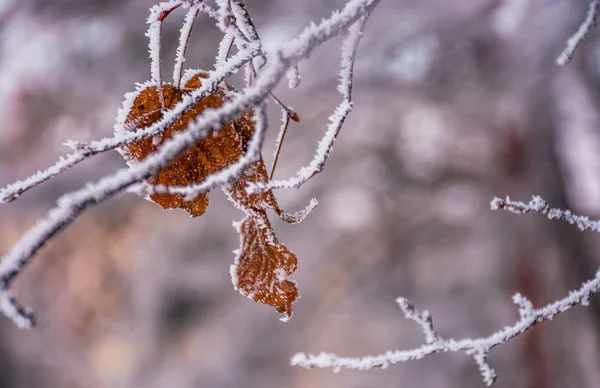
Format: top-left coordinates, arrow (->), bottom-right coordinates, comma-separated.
221,114 -> 316,319
223,163 -> 302,319
223,156 -> 315,320
122,73 -> 245,217
230,209 -> 299,321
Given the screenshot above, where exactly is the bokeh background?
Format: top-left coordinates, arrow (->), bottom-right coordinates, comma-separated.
1,0 -> 600,387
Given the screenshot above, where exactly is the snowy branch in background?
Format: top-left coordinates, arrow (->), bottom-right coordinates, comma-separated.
293,271 -> 600,386
0,287 -> 34,329
556,0 -> 599,66
0,0 -> 381,327
292,196 -> 600,386
491,195 -> 600,232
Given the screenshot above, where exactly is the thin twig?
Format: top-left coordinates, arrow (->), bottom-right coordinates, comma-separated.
174,6 -> 200,88
491,195 -> 600,232
148,1 -> 182,108
556,0 -> 600,66
270,109 -> 291,180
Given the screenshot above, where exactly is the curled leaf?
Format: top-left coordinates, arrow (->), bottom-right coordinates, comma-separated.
223,155 -> 315,320
220,106 -> 315,319
230,210 -> 299,321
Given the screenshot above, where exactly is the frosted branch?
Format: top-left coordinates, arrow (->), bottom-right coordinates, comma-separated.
292,196 -> 600,385
491,195 -> 600,232
292,268 -> 600,385
215,0 -> 232,32
216,29 -> 235,67
0,286 -> 35,329
556,0 -> 599,66
270,107 -> 292,179
173,6 -> 199,88
396,297 -> 440,345
0,0 -> 381,327
287,65 -> 301,89
246,14 -> 370,194
230,0 -> 260,45
147,1 -> 183,107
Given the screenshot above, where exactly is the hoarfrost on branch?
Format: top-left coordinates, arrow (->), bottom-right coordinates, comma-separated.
292,196 -> 600,386
556,0 -> 599,66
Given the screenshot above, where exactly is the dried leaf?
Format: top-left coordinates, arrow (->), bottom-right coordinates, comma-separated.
230,210 -> 298,321
223,155 -> 315,320
122,74 -> 242,217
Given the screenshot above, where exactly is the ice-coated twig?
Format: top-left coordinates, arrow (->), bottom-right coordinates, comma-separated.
0,286 -> 35,329
0,47 -> 257,203
292,269 -> 600,386
556,0 -> 599,66
147,1 -> 183,108
0,0 -> 381,327
215,0 -> 232,32
230,0 -> 260,44
287,65 -> 301,89
196,2 -> 218,20
173,6 -> 200,88
216,0 -> 296,117
227,0 -> 265,87
182,0 -> 218,20
472,350 -> 496,386
277,197 -> 319,225
491,195 -> 600,232
131,95 -> 299,195
246,14 -> 370,194
270,107 -> 291,179
396,297 -> 441,345
216,29 -> 236,67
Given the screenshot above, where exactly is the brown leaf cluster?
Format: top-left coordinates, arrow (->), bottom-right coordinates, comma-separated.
121,73 -> 313,320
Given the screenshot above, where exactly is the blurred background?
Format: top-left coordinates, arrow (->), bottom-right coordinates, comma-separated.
1,0 -> 600,387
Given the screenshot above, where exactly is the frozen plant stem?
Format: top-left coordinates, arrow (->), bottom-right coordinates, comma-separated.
173,6 -> 200,88
556,0 -> 599,66
270,109 -> 291,180
491,195 -> 600,232
148,2 -> 182,108
292,196 -> 600,386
